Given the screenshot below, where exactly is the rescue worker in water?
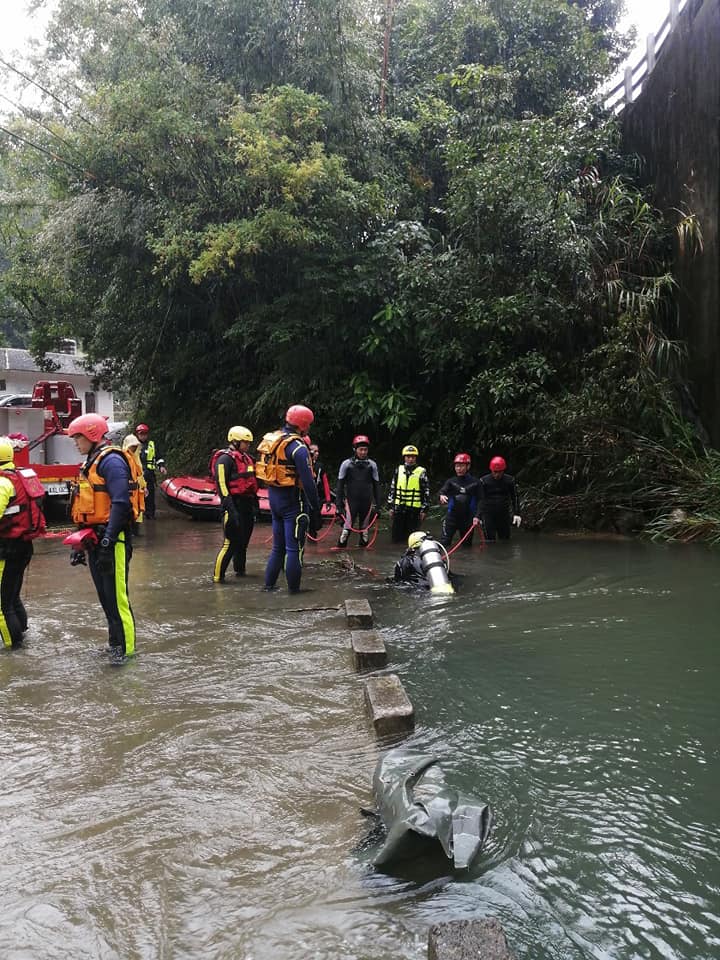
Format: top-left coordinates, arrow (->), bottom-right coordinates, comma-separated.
212,425 -> 258,582
0,437 -> 46,649
335,435 -> 381,548
257,404 -> 320,594
388,444 -> 430,544
68,413 -> 142,662
472,456 -> 521,542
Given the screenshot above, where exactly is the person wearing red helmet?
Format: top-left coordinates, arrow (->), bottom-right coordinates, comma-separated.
67,413 -> 142,662
438,453 -> 480,549
256,404 -> 320,593
472,456 -> 521,542
335,435 -> 381,548
135,423 -> 166,519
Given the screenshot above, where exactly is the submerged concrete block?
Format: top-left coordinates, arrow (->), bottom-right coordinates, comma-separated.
351,630 -> 387,671
428,919 -> 517,960
344,598 -> 374,629
364,674 -> 414,737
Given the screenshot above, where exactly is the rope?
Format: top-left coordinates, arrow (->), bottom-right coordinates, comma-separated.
337,511 -> 379,536
335,512 -> 379,546
262,512 -> 339,545
446,522 -> 485,557
307,513 -> 338,543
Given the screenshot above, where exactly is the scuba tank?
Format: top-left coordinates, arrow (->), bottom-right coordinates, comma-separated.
416,537 -> 454,595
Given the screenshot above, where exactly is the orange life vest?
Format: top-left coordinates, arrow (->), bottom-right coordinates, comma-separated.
0,468 -> 47,540
209,448 -> 258,496
70,445 -> 142,526
255,431 -> 303,487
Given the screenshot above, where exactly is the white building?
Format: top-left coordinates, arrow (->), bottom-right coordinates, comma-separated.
0,346 -> 114,417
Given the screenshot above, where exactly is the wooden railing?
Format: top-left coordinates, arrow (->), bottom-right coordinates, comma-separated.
605,0 -> 689,112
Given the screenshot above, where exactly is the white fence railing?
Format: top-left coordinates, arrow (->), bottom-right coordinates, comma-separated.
604,0 -> 690,112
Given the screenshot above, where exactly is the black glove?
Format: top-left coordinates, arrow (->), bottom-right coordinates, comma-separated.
222,497 -> 239,527
70,549 -> 87,567
308,508 -> 321,537
96,539 -> 114,575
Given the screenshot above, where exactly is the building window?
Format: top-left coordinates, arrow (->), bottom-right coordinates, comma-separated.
0,380 -> 5,391
85,392 -> 96,413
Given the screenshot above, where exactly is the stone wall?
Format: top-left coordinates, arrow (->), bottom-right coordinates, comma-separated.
622,0 -> 720,443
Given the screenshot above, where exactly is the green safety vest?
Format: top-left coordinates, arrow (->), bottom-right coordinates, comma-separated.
393,465 -> 424,508
145,439 -> 157,471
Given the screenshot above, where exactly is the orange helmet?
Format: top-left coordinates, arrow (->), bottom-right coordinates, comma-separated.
67,414 -> 108,444
285,404 -> 314,432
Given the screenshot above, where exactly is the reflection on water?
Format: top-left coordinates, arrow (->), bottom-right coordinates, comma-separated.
1,517 -> 719,959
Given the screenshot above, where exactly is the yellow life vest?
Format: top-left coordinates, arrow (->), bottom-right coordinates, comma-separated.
255,431 -> 303,487
144,439 -> 158,470
393,465 -> 425,508
71,446 -> 143,525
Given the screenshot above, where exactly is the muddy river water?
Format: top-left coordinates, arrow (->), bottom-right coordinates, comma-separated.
1,514 -> 719,959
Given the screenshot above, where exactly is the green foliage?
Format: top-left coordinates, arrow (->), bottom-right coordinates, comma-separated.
0,0 -> 712,537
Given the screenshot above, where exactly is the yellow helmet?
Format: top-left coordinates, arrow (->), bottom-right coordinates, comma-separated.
407,531 -> 428,550
0,436 -> 14,464
402,444 -> 419,457
228,425 -> 253,443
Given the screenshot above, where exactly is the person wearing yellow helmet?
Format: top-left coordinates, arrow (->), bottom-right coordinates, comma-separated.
392,530 -> 454,594
211,426 -> 258,582
0,436 -> 47,649
387,444 -> 430,544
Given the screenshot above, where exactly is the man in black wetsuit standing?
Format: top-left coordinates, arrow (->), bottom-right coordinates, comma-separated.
472,456 -> 521,542
438,453 -> 479,549
335,435 -> 381,548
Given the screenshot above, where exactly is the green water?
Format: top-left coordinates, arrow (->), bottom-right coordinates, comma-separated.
1,519 -> 718,959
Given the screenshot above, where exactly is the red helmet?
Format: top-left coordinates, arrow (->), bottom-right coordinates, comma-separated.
352,434 -> 370,447
302,434 -> 312,446
136,423 -> 149,434
67,413 -> 109,444
285,404 -> 314,432
490,456 -> 506,471
454,453 -> 471,464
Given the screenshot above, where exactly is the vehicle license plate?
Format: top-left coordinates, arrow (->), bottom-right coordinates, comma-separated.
45,483 -> 69,496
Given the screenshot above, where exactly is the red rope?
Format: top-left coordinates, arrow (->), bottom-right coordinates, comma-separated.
446,522 -> 485,557
307,513 -> 338,543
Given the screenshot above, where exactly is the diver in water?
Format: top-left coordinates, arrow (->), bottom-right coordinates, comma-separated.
392,531 -> 455,594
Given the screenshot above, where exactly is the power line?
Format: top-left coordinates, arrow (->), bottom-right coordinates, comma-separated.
0,122 -> 95,180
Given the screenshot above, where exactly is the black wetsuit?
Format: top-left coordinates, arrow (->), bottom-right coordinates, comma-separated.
439,473 -> 479,548
475,473 -> 519,541
213,449 -> 256,580
393,550 -> 425,584
336,456 -> 380,547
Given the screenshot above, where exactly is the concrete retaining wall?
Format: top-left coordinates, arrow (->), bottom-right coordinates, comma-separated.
622,0 -> 720,442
